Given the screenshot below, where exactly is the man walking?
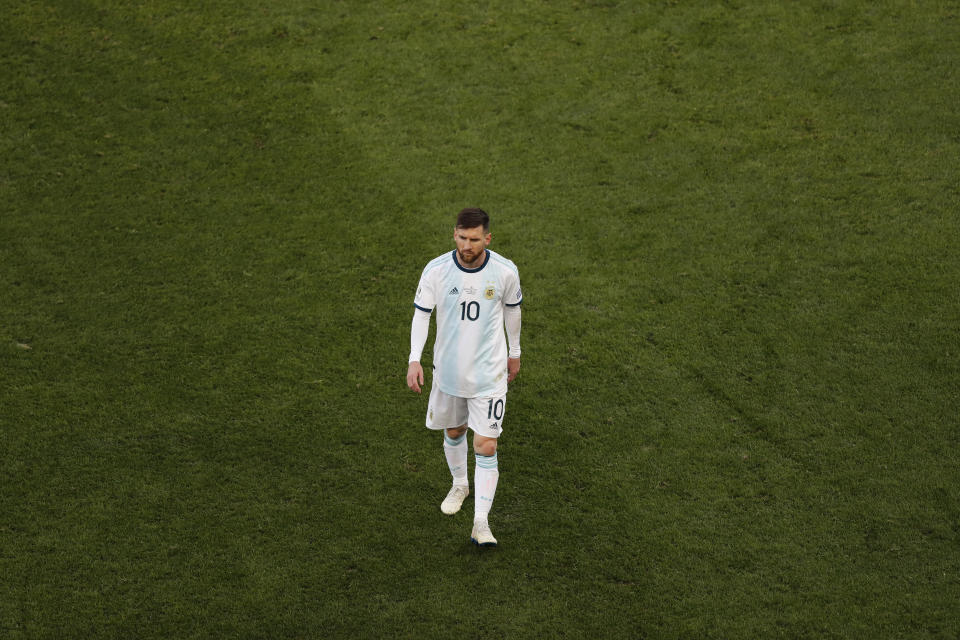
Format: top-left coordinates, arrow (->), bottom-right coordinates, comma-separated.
406,208 -> 522,547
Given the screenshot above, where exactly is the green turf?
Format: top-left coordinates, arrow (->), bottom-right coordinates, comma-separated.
2,1 -> 959,637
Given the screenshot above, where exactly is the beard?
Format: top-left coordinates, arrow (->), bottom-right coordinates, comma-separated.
458,248 -> 481,265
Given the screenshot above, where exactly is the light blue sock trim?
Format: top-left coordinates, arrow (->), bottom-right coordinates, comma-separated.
475,452 -> 498,469
444,432 -> 466,446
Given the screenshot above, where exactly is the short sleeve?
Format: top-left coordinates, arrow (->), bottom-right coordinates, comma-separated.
414,267 -> 436,312
503,269 -> 522,307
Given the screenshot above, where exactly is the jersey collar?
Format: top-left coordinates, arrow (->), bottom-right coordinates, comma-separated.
451,249 -> 490,273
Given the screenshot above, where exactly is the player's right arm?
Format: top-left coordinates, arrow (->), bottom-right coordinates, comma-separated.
408,268 -> 435,393
407,308 -> 430,393
407,360 -> 425,393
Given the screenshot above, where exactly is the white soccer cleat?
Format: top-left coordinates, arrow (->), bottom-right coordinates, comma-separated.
471,521 -> 497,547
441,484 -> 469,515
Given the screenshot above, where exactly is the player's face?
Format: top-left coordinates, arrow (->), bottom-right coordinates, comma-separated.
454,226 -> 491,267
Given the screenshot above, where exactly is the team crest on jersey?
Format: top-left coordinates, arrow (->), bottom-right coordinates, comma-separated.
485,286 -> 495,300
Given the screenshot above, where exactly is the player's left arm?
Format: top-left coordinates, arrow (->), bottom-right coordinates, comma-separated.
504,302 -> 521,383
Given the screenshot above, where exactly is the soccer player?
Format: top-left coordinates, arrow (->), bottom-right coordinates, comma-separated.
406,208 -> 522,547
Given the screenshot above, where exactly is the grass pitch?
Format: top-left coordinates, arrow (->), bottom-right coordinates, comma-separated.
2,1 -> 959,638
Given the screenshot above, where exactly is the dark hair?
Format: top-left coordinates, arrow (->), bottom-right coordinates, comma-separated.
456,207 -> 489,232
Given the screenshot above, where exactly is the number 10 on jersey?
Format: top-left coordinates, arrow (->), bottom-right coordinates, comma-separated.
460,301 -> 480,321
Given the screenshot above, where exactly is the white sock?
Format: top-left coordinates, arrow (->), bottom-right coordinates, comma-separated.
474,452 -> 499,522
443,432 -> 468,486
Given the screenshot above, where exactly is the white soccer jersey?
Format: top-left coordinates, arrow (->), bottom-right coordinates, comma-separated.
414,249 -> 522,398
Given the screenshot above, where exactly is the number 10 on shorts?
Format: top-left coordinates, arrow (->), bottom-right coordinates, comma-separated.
487,398 -> 504,420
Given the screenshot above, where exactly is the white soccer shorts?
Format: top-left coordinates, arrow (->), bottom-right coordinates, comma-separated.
426,386 -> 506,438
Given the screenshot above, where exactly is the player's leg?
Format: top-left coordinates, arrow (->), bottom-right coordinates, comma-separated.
472,433 -> 499,544
444,425 -> 469,485
426,386 -> 470,514
441,425 -> 469,514
467,395 -> 505,547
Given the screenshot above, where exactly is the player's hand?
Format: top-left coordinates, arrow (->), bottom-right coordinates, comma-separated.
507,357 -> 520,383
407,361 -> 424,393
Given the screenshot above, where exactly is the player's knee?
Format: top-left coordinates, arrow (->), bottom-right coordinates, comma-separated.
474,435 -> 497,456
446,425 -> 467,439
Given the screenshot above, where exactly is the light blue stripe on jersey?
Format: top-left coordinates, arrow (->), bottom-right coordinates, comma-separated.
436,262 -> 464,389
487,251 -> 520,276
